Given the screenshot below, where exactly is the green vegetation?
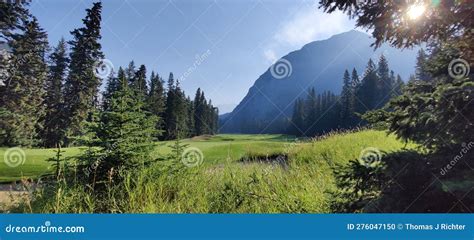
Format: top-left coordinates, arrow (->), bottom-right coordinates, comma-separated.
3,130 -> 415,213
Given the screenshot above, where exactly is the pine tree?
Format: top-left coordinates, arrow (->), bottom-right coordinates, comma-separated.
103,69 -> 119,111
88,74 -> 157,183
131,64 -> 148,95
63,2 -> 103,142
147,71 -> 165,138
0,1 -> 31,41
415,49 -> 431,82
394,74 -> 404,96
164,73 -> 188,139
125,60 -> 136,83
0,17 -> 48,146
290,99 -> 305,136
340,70 -> 353,127
356,59 -> 378,111
193,88 -> 204,135
376,54 -> 391,105
41,38 -> 69,148
304,88 -> 318,135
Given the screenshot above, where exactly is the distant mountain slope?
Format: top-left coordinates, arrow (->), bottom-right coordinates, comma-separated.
220,30 -> 418,133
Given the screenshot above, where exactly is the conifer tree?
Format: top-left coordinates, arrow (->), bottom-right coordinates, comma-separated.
148,71 -> 165,137
103,69 -> 119,111
356,59 -> 378,111
41,38 -> 69,147
376,54 -> 391,105
340,70 -> 353,127
89,73 -> 157,183
0,17 -> 48,146
131,64 -> 148,95
304,88 -> 318,135
415,49 -> 431,81
63,2 -> 103,141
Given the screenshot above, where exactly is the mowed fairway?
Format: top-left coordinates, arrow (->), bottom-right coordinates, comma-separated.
0,134 -> 297,183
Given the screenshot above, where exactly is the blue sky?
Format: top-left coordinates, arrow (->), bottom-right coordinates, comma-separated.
30,0 -> 355,113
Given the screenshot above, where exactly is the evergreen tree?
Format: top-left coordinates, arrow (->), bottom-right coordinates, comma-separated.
0,1 -> 31,41
131,64 -> 148,95
147,71 -> 165,138
393,74 -> 404,96
41,38 -> 69,147
304,88 -> 318,135
415,49 -> 431,81
289,99 -> 305,136
63,2 -> 103,141
164,73 -> 188,139
193,88 -> 204,135
125,60 -> 136,83
356,59 -> 378,111
0,17 -> 48,146
376,54 -> 391,105
340,70 -> 353,127
88,74 -> 157,183
103,69 -> 119,111
351,68 -> 360,87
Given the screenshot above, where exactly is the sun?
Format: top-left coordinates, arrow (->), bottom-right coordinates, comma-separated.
407,4 -> 426,20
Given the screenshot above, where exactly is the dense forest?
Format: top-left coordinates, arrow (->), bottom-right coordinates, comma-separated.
289,54 -> 405,136
0,2 -> 218,149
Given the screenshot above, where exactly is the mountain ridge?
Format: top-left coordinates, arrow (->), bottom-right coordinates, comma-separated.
220,30 -> 419,133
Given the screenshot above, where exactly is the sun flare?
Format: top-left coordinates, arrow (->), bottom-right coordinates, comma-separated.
407,4 -> 426,20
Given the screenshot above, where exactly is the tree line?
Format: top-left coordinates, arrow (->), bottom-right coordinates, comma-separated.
289,54 -> 405,136
0,1 -> 218,148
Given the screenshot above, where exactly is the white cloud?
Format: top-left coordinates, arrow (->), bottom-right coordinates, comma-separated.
263,8 -> 355,62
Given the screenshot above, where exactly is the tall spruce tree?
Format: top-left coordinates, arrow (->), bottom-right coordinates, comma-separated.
89,72 -> 157,183
340,69 -> 353,127
415,49 -> 431,81
0,17 -> 48,146
304,88 -> 318,135
131,64 -> 148,95
147,71 -> 165,138
41,38 -> 69,147
356,59 -> 378,111
103,69 -> 118,111
63,2 -> 103,142
376,54 -> 391,105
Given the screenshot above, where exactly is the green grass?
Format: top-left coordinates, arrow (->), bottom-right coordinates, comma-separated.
6,130 -> 417,213
0,134 -> 296,183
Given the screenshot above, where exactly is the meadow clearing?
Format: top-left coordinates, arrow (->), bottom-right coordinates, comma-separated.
1,130 -> 415,213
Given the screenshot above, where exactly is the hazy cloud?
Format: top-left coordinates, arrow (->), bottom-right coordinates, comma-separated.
264,8 -> 355,63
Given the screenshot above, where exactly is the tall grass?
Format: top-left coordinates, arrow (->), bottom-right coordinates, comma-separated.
11,130 -> 415,213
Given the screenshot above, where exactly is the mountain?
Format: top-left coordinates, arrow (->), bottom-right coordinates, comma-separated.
220,30 -> 418,134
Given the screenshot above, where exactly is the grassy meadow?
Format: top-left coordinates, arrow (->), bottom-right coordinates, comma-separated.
2,130 -> 416,213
